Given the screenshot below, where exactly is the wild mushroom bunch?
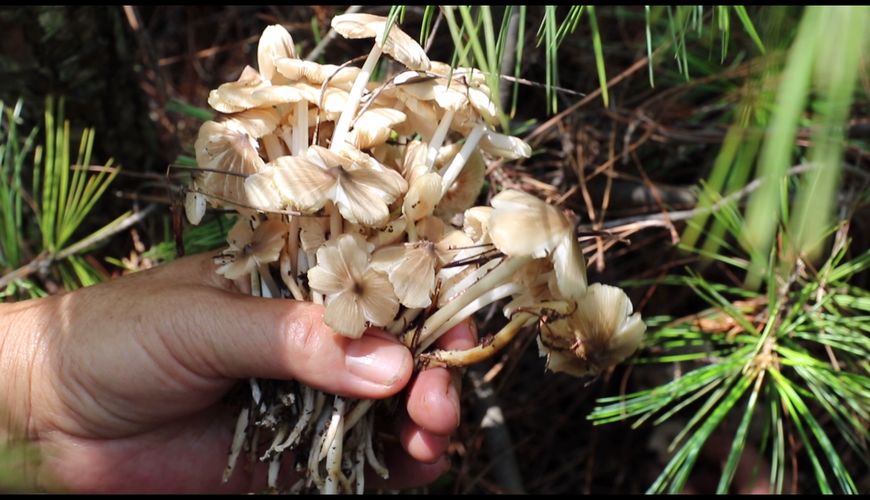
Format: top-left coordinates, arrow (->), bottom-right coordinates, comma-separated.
186,13 -> 646,494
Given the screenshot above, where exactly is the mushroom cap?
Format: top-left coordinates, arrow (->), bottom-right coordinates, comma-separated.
230,108 -> 282,138
208,66 -> 272,113
462,206 -> 493,244
292,82 -> 351,117
258,24 -> 297,81
331,13 -> 430,71
298,216 -> 330,252
249,85 -> 306,107
393,96 -> 439,140
403,171 -> 442,221
489,189 -> 587,299
184,189 -> 206,225
538,283 -> 646,377
435,143 -> 486,218
275,58 -> 361,88
308,233 -> 400,338
244,167 -> 283,211
479,128 -> 532,160
195,119 -> 267,207
489,189 -> 572,258
217,217 -> 286,280
347,107 -> 406,149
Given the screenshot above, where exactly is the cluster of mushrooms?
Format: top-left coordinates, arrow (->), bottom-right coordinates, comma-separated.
185,13 -> 646,494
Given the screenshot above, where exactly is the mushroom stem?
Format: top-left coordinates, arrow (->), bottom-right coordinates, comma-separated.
353,425 -> 367,494
281,126 -> 295,155
267,456 -> 282,490
423,281 -> 523,352
330,43 -> 384,150
426,108 -> 455,169
439,122 -> 486,198
388,306 -> 423,334
421,311 -> 535,367
223,407 -> 250,483
258,264 -> 279,298
326,201 -> 342,239
275,385 -> 316,453
406,215 -> 418,242
307,406 -> 332,491
294,100 -> 309,155
411,255 -> 530,352
364,411 -> 389,479
287,216 -> 300,275
262,133 -> 285,161
323,396 -> 346,494
343,399 -> 374,432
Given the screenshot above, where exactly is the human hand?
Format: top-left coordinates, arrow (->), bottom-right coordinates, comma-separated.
0,252 -> 473,493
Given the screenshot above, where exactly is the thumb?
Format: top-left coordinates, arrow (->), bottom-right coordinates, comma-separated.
174,289 -> 412,399
153,255 -> 413,400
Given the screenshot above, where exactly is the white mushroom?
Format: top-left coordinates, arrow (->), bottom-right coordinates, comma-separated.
258,24 -> 297,82
195,118 -> 269,207
307,233 -> 400,338
245,146 -> 407,227
489,189 -> 587,300
208,66 -> 273,113
329,13 -> 430,150
216,217 -> 286,280
538,283 -> 647,377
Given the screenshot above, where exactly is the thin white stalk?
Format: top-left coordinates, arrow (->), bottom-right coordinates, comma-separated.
323,396 -> 346,494
438,255 -> 500,307
406,214 -> 418,242
280,245 -> 306,301
267,455 -> 282,489
276,385 -> 316,453
258,264 -> 279,298
281,126 -> 295,154
294,100 -> 309,155
388,307 -> 423,335
343,399 -> 374,432
422,281 -> 524,354
287,217 -> 299,274
353,424 -> 367,494
262,133 -> 285,162
426,108 -> 455,169
250,268 -> 261,298
331,44 -> 383,150
413,255 -> 530,352
299,249 -> 311,275
223,407 -> 250,483
319,396 -> 346,461
249,378 -> 262,406
263,423 -> 288,460
307,407 -> 332,491
439,122 -> 486,198
305,249 -> 323,305
425,312 -> 536,367
328,202 -> 342,238
364,412 -> 389,479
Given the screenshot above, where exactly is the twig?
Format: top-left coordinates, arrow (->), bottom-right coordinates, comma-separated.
423,8 -> 444,54
582,164 -> 817,232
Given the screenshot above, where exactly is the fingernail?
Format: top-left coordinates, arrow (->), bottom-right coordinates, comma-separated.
346,332 -> 410,387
